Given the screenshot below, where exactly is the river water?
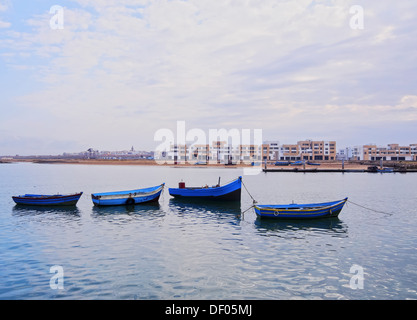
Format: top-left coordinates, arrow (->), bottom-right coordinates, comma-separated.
0,162 -> 416,299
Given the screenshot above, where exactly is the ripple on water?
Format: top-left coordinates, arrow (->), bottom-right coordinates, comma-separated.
1,164 -> 417,299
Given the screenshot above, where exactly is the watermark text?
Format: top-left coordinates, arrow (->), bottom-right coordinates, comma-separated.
50,265 -> 64,290
50,5 -> 64,30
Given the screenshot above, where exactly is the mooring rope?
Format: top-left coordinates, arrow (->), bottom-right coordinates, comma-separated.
239,178 -> 258,219
241,204 -> 256,215
347,199 -> 393,216
241,179 -> 257,204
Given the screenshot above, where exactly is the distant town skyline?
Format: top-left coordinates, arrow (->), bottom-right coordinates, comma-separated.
1,1 -> 416,155
3,139 -> 417,159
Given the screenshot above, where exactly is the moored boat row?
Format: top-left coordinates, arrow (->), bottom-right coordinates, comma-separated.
11,176 -> 348,220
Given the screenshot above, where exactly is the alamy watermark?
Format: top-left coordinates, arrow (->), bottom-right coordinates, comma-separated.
349,264 -> 364,290
49,5 -> 64,30
154,121 -> 263,174
47,4 -> 363,31
50,265 -> 64,290
349,5 -> 364,30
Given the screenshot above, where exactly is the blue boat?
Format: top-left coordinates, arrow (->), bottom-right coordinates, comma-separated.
290,160 -> 304,166
377,167 -> 394,173
274,161 -> 290,166
307,161 -> 321,166
91,184 -> 164,206
169,177 -> 242,201
254,198 -> 348,220
12,192 -> 83,206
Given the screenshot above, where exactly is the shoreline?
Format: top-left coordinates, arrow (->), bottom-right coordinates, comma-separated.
3,158 -> 241,167
3,158 -> 417,172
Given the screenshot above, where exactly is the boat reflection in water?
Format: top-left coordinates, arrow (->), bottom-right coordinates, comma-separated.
254,216 -> 348,239
12,205 -> 81,217
91,202 -> 163,217
168,198 -> 242,222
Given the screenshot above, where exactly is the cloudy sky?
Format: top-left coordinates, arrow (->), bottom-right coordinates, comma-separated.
1,0 -> 416,155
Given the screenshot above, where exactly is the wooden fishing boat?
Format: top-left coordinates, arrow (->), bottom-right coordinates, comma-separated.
377,167 -> 394,173
91,184 -> 164,206
274,161 -> 290,166
254,198 -> 348,220
169,177 -> 241,201
307,161 -> 321,166
12,192 -> 83,206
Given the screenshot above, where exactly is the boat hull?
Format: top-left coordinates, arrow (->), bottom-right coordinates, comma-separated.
91,184 -> 164,206
12,192 -> 83,206
275,162 -> 290,166
377,168 -> 394,173
255,198 -> 348,220
169,177 -> 241,201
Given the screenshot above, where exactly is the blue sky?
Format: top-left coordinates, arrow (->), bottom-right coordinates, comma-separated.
1,0 -> 417,155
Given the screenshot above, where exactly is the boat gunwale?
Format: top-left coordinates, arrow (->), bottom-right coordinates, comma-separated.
91,184 -> 164,198
12,192 -> 83,200
169,176 -> 241,192
92,185 -> 164,200
255,198 -> 348,213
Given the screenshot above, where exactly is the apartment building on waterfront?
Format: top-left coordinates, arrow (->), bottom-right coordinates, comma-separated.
163,141 -> 260,164
261,141 -> 280,161
156,139 -> 337,163
272,140 -> 337,161
338,143 -> 417,161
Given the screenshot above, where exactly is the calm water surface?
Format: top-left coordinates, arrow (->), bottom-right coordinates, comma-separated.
0,163 -> 416,299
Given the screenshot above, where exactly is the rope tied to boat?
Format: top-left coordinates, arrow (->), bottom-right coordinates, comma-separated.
239,178 -> 259,219
347,199 -> 393,216
241,179 -> 257,204
241,204 -> 256,216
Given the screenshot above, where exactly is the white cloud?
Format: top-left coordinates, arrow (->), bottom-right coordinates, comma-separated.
0,20 -> 10,28
1,0 -> 417,154
373,25 -> 396,44
0,1 -> 9,12
0,0 -> 10,28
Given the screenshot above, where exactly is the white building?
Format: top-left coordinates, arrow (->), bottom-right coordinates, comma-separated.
262,141 -> 280,161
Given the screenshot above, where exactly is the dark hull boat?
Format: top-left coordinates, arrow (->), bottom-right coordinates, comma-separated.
169,177 -> 241,201
91,184 -> 164,206
12,192 -> 83,206
377,167 -> 394,173
255,198 -> 348,220
274,161 -> 290,166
